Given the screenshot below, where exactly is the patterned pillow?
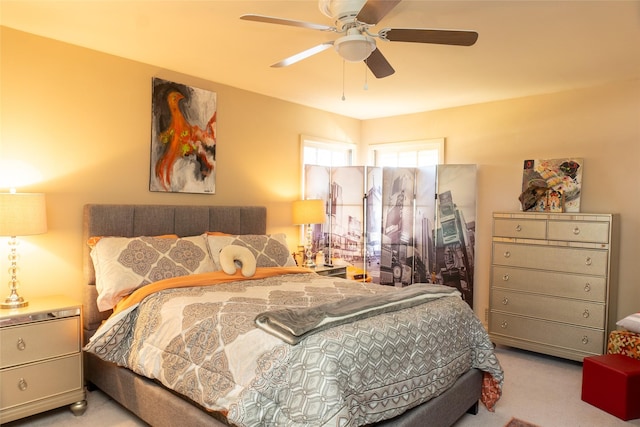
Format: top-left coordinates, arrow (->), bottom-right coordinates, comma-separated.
617,313 -> 640,333
207,233 -> 296,270
91,235 -> 215,311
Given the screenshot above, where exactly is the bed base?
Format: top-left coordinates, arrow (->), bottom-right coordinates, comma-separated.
85,352 -> 481,427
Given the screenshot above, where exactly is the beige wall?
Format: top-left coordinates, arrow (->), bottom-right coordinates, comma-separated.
1,27 -> 638,323
361,81 -> 640,321
0,27 -> 360,302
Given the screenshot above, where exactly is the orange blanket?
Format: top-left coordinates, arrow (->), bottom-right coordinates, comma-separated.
112,266 -> 311,316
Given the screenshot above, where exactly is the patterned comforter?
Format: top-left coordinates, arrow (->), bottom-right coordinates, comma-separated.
85,269 -> 503,426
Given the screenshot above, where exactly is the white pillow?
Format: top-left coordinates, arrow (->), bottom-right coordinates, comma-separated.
90,235 -> 214,311
617,312 -> 640,333
219,245 -> 257,277
207,233 -> 296,270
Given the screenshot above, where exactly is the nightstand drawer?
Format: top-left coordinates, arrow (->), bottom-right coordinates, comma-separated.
0,353 -> 82,410
314,266 -> 347,278
0,317 -> 79,368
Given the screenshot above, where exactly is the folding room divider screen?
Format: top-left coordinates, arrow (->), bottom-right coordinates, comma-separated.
304,164 -> 477,307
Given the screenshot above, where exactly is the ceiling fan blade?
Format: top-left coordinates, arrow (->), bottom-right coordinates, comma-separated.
271,42 -> 335,68
240,14 -> 335,32
366,48 -> 395,78
381,28 -> 478,46
356,0 -> 402,25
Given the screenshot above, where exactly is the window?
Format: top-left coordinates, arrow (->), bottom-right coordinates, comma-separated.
301,135 -> 355,167
368,138 -> 444,167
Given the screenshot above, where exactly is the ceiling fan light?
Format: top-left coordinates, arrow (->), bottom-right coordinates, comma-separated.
334,34 -> 375,62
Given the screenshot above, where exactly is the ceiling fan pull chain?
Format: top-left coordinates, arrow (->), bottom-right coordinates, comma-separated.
341,59 -> 346,101
363,61 -> 369,90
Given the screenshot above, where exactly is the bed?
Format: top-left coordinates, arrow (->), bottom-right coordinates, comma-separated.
82,204 -> 503,427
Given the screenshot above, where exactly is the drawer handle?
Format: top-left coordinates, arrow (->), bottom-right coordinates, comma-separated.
583,309 -> 590,318
502,274 -> 510,281
582,336 -> 589,345
515,224 -> 522,232
503,251 -> 511,258
16,338 -> 26,351
501,321 -> 508,329
585,257 -> 592,266
18,378 -> 28,391
584,283 -> 591,292
573,227 -> 580,235
502,297 -> 509,305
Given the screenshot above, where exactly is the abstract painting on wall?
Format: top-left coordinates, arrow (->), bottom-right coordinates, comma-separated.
521,158 -> 583,212
149,78 -> 217,193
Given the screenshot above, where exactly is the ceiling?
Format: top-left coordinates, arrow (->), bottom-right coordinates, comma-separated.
2,0 -> 640,120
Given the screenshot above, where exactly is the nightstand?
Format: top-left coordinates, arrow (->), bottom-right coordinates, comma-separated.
314,265 -> 348,278
0,296 -> 86,423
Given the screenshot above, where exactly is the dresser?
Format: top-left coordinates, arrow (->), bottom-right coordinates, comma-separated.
489,212 -> 618,361
0,296 -> 86,423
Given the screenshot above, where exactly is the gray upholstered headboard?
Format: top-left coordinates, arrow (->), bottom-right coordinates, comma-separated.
82,204 -> 267,343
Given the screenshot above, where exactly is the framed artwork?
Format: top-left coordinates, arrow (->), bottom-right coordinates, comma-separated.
521,158 -> 583,212
149,78 -> 217,193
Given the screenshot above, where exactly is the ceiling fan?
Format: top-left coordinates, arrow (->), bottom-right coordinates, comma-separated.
240,0 -> 478,79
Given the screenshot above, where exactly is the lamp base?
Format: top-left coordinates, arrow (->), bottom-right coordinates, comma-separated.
3,237 -> 29,309
1,295 -> 28,309
303,225 -> 316,268
0,298 -> 29,309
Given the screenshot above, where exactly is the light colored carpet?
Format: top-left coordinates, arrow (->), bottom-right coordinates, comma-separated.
454,346 -> 640,427
4,346 -> 640,427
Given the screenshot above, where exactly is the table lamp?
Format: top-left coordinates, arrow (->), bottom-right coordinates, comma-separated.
292,199 -> 325,268
0,192 -> 47,309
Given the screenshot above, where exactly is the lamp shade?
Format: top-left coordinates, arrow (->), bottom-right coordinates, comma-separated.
292,199 -> 325,225
0,193 -> 47,236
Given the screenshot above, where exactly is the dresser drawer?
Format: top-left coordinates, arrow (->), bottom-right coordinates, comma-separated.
489,313 -> 604,355
491,266 -> 606,302
548,220 -> 610,244
491,289 -> 605,328
493,218 -> 546,239
492,242 -> 608,276
0,353 -> 82,410
0,317 -> 79,369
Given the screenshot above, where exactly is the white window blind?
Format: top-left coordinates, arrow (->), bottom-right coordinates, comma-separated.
301,135 -> 354,167
369,138 -> 444,167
